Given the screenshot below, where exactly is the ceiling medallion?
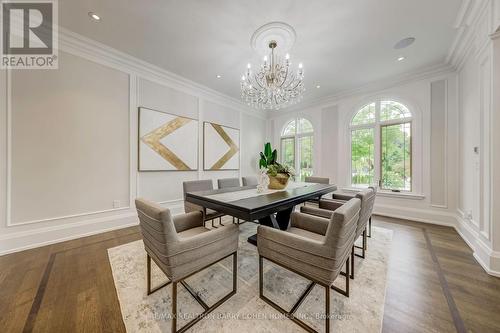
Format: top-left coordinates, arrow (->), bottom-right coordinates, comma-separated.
241,22 -> 304,110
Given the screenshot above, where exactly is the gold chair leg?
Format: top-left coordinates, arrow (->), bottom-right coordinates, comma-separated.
259,255 -> 331,333
332,257 -> 350,297
172,282 -> 177,333
147,254 -> 171,295
350,246 -> 355,279
363,229 -> 367,250
169,252 -> 237,333
325,284 -> 330,333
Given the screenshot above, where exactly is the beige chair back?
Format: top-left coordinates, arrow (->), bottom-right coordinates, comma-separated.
324,198 -> 360,277
217,177 -> 240,189
135,198 -> 179,275
354,188 -> 376,237
305,176 -> 329,184
242,176 -> 258,186
183,180 -> 213,213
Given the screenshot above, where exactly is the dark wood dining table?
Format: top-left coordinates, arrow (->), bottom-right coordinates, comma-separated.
185,182 -> 337,245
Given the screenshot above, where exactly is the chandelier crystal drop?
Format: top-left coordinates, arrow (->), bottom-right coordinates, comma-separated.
241,41 -> 304,110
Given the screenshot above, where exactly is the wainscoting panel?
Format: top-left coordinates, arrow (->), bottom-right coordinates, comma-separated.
9,51 -> 131,225
430,79 -> 448,208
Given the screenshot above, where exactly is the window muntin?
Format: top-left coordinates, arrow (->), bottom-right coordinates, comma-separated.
351,103 -> 376,126
350,100 -> 413,191
298,118 -> 313,134
380,100 -> 411,122
351,128 -> 375,187
281,117 -> 314,181
299,136 -> 313,181
381,122 -> 411,191
280,137 -> 295,168
282,120 -> 296,136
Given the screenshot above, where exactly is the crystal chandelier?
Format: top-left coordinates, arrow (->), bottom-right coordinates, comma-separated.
241,41 -> 304,110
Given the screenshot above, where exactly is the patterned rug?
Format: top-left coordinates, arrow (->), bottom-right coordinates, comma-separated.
108,222 -> 393,332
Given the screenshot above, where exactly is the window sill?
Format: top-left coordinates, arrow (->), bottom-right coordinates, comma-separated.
341,187 -> 425,200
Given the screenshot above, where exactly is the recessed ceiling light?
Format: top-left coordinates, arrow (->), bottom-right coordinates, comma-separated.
394,37 -> 415,49
397,56 -> 406,62
316,85 -> 321,89
216,75 -> 222,79
88,12 -> 101,21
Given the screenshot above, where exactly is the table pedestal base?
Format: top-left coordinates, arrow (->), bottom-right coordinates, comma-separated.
247,206 -> 295,246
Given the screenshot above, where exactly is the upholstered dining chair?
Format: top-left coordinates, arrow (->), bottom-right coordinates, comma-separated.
241,176 -> 258,186
217,177 -> 240,189
135,198 -> 239,333
304,176 -> 330,205
217,177 -> 242,224
183,180 -> 224,228
300,188 -> 376,279
329,186 -> 377,237
257,198 -> 361,333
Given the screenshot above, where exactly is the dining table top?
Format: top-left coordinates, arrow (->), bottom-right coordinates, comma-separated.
185,182 -> 337,221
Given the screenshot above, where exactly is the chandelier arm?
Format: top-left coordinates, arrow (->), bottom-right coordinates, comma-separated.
278,66 -> 290,88
240,40 -> 303,110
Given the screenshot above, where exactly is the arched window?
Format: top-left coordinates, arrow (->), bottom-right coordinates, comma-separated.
281,118 -> 314,181
350,100 -> 412,191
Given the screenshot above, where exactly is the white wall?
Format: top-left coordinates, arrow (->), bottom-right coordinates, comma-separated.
0,31 -> 265,255
10,52 -> 130,224
269,72 -> 459,226
454,0 -> 500,275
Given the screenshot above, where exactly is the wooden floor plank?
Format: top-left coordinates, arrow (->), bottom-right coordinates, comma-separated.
0,216 -> 499,332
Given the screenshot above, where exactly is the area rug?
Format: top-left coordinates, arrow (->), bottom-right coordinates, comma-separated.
108,222 -> 393,332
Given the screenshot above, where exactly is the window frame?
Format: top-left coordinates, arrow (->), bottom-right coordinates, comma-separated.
280,117 -> 314,181
379,120 -> 412,192
349,99 -> 414,192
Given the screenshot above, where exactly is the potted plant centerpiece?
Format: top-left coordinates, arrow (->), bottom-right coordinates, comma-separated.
259,143 -> 295,190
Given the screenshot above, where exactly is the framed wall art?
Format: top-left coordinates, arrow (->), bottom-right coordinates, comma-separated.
203,122 -> 240,170
139,107 -> 198,171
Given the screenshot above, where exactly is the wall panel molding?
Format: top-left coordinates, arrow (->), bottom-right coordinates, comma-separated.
430,79 -> 448,208
4,54 -> 134,227
478,49 -> 492,241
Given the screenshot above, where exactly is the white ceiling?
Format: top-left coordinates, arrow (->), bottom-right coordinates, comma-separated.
60,0 -> 462,105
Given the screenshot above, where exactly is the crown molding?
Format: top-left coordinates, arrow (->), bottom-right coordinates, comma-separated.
447,0 -> 493,70
57,27 -> 266,120
269,62 -> 455,117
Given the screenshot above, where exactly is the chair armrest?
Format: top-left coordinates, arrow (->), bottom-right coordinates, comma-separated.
300,206 -> 334,220
290,212 -> 330,236
332,192 -> 355,201
257,225 -> 330,258
173,211 -> 204,233
174,224 -> 238,254
318,198 -> 345,211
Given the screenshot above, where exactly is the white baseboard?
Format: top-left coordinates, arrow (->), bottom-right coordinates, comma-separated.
0,200 -> 184,256
0,211 -> 139,256
373,203 -> 457,227
454,213 -> 500,277
473,253 -> 500,277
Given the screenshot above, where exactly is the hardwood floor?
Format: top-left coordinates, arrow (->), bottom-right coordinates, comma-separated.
1,216 -> 499,333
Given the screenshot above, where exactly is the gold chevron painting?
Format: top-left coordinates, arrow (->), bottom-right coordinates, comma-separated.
203,122 -> 240,170
139,108 -> 198,171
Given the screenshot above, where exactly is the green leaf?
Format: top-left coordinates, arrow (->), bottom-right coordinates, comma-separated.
264,142 -> 272,158
259,152 -> 267,168
271,150 -> 277,164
